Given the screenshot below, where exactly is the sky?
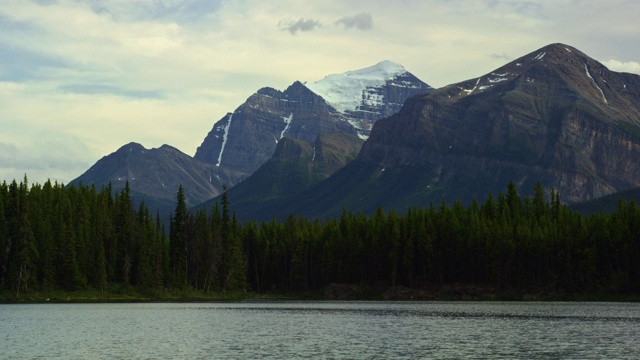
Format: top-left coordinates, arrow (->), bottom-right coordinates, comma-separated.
1,0 -> 639,185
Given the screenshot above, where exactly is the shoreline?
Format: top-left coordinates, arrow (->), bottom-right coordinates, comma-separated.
3,283 -> 639,304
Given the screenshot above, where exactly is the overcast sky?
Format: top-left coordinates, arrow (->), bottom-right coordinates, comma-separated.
1,0 -> 639,185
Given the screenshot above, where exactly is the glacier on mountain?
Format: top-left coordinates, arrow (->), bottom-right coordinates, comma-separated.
304,60 -> 407,113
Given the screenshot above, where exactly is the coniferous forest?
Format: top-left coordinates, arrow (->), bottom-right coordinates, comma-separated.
1,177 -> 639,301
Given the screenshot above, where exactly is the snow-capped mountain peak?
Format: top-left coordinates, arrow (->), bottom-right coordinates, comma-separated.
305,60 -> 408,113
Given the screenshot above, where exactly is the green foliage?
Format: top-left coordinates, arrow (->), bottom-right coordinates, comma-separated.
2,178 -> 640,300
169,185 -> 188,288
0,179 -> 168,298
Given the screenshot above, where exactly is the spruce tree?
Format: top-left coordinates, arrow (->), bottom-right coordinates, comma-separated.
0,182 -> 9,292
219,187 -> 246,292
170,185 -> 188,288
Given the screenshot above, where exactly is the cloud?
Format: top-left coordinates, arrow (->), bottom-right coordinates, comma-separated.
335,12 -> 373,31
1,0 -> 639,186
278,12 -> 374,35
59,84 -> 164,99
31,0 -> 57,5
0,134 -> 94,185
81,0 -> 224,24
488,53 -> 512,61
0,44 -> 69,82
279,18 -> 322,35
603,59 -> 640,74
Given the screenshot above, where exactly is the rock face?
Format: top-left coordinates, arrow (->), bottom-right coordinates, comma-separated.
194,82 -> 353,179
71,61 -> 429,217
69,143 -> 239,216
231,43 -> 640,221
198,132 -> 364,221
360,43 -> 640,204
194,61 -> 432,187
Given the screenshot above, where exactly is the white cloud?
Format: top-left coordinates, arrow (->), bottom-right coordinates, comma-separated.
79,0 -> 224,24
603,60 -> 640,74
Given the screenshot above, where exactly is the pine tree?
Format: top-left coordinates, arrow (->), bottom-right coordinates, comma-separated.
169,185 -> 188,288
0,182 -> 8,291
55,193 -> 83,291
89,187 -> 111,295
15,177 -> 37,296
219,187 -> 246,292
136,203 -> 154,291
34,181 -> 57,290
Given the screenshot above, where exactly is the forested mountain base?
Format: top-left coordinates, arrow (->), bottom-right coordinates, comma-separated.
1,178 -> 639,302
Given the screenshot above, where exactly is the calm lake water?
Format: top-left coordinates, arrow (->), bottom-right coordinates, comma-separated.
1,301 -> 638,359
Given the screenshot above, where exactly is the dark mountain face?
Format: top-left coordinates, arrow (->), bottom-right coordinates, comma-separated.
71,61 -> 429,219
199,132 -> 364,221
194,61 -> 432,188
69,142 -> 240,216
236,43 -> 640,221
359,43 -> 640,204
194,82 -> 354,180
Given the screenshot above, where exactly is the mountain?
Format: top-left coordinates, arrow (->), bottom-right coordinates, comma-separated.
359,43 -> 640,203
199,132 -> 364,219
194,61 -> 432,186
70,61 -> 430,217
69,143 -> 239,216
571,186 -> 640,214
305,60 -> 431,125
226,43 -> 640,221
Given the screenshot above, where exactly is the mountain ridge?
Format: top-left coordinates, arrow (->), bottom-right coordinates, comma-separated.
222,43 -> 640,221
360,43 -> 640,202
193,60 -> 432,186
71,60 -> 431,217
69,142 -> 238,216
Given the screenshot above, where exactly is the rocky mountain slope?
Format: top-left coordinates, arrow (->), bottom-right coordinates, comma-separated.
360,43 -> 640,203
194,61 -> 432,186
70,61 -> 429,216
228,43 -> 640,221
199,132 -> 364,218
69,143 -> 239,216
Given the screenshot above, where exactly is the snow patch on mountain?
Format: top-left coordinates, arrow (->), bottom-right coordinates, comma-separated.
280,113 -> 293,140
584,63 -> 608,105
463,78 -> 482,95
216,113 -> 233,167
534,52 -> 546,60
305,60 -> 407,113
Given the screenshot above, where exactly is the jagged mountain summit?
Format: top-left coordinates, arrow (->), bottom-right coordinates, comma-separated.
360,43 -> 640,203
305,60 -> 430,129
70,60 -> 430,217
69,143 -> 239,216
227,43 -> 640,221
194,60 -> 432,186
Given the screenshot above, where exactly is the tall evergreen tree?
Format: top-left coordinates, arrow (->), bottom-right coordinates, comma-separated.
55,193 -> 83,291
0,183 -> 7,291
169,185 -> 188,288
219,187 -> 246,292
14,177 -> 37,296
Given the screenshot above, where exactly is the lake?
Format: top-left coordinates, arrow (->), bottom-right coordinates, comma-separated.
1,301 -> 638,359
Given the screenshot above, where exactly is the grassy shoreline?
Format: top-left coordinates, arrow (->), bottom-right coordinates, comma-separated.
2,284 -> 639,304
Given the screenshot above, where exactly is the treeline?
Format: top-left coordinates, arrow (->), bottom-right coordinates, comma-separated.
0,177 -> 168,296
243,182 -> 639,295
1,178 -> 639,298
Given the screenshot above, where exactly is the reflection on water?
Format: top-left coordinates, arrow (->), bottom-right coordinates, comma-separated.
1,301 -> 638,359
